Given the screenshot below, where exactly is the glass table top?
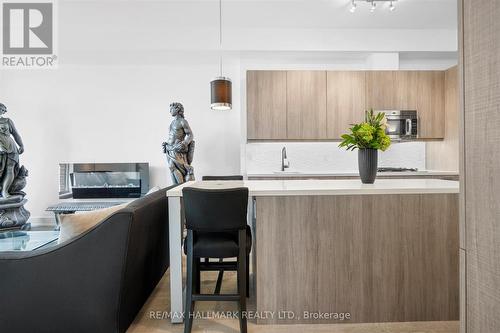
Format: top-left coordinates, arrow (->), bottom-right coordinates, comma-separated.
0,230 -> 59,251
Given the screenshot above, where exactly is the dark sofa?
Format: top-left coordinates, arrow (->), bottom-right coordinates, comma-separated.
0,186 -> 173,333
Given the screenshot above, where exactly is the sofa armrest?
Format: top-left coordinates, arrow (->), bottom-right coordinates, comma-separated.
0,212 -> 132,333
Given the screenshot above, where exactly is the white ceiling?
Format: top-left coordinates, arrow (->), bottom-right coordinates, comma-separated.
57,0 -> 458,64
201,0 -> 456,30
61,0 -> 457,30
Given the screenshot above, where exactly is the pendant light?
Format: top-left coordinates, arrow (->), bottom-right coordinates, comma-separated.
210,0 -> 232,111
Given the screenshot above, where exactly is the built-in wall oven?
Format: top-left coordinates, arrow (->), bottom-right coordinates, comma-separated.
378,110 -> 418,140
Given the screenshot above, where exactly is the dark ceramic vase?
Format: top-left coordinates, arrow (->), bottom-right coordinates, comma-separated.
358,148 -> 378,184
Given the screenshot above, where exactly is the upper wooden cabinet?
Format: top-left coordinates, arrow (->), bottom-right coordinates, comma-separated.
395,71 -> 419,109
365,71 -> 399,109
247,71 -> 287,140
286,71 -> 327,140
327,71 -> 366,139
246,70 -> 446,140
365,70 -> 444,139
417,71 -> 445,139
365,71 -> 419,110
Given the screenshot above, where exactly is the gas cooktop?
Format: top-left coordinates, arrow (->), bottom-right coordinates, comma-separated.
378,167 -> 419,173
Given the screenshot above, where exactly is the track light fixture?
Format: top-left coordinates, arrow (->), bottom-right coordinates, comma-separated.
350,0 -> 357,13
389,1 -> 395,11
349,0 -> 398,13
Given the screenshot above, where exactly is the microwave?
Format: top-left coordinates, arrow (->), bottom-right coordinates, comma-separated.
378,110 -> 418,140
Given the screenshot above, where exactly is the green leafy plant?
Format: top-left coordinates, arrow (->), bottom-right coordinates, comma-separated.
339,109 -> 391,151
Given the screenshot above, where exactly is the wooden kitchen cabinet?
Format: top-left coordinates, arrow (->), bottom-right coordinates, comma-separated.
365,70 -> 419,110
286,71 -> 327,139
365,71 -> 399,109
395,71 -> 419,109
365,70 -> 444,139
417,71 -> 445,138
247,69 -> 446,141
247,70 -> 287,139
326,71 -> 366,139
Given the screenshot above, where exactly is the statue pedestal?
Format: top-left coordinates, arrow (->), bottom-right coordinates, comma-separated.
0,196 -> 31,229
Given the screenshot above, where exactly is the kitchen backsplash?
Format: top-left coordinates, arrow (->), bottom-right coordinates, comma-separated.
245,142 -> 426,174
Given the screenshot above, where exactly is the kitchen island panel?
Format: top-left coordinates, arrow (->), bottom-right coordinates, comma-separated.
255,193 -> 459,324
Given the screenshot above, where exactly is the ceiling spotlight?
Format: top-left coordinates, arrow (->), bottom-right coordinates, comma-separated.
348,0 -> 396,13
350,0 -> 357,13
389,1 -> 395,11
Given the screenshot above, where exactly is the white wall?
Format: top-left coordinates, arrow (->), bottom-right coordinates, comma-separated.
0,63 -> 242,222
0,0 -> 459,224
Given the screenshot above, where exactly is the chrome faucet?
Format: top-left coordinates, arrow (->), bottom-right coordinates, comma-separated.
281,147 -> 290,171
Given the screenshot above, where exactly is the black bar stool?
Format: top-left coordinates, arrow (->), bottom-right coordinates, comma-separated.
201,175 -> 247,294
182,187 -> 251,333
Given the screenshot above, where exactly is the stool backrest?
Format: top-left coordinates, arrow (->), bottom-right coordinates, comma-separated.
202,175 -> 244,181
183,187 -> 249,232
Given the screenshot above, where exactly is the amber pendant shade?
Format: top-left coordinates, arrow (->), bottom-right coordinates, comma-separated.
210,77 -> 232,110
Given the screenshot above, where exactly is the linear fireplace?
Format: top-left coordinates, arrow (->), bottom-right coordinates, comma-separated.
59,163 -> 149,199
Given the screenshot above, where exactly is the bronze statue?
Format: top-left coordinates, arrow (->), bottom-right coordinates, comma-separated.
0,103 -> 30,229
162,102 -> 195,184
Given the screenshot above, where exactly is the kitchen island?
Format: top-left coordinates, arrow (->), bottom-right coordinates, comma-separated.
167,179 -> 459,324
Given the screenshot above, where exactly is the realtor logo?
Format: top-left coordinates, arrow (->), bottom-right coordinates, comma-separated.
2,1 -> 57,68
3,2 -> 53,54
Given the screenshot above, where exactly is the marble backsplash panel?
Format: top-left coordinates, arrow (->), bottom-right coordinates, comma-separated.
245,142 -> 426,174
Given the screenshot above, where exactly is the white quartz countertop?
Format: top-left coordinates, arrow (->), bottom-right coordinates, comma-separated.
167,179 -> 459,197
247,170 -> 459,178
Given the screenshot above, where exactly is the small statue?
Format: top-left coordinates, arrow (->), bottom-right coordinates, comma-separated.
162,102 -> 195,185
0,103 -> 30,229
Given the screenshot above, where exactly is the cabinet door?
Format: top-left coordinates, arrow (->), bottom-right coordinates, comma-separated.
247,71 -> 287,139
417,71 -> 445,139
365,71 -> 419,110
395,71 -> 419,109
365,71 -> 398,110
286,71 -> 327,139
366,70 -> 444,139
327,71 -> 366,139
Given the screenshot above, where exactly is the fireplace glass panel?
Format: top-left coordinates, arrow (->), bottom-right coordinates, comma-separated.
59,163 -> 149,199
